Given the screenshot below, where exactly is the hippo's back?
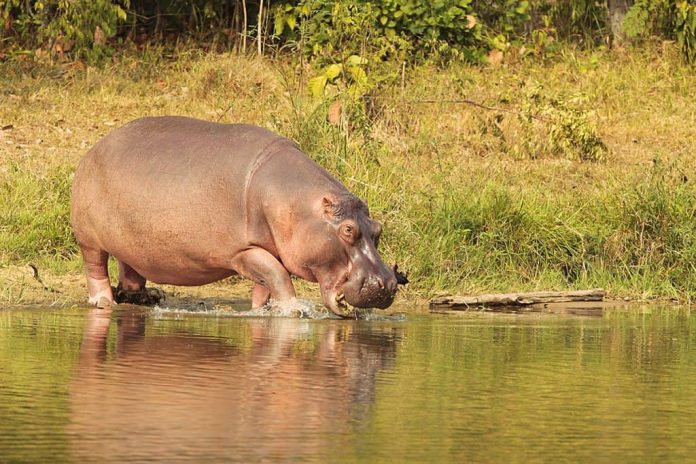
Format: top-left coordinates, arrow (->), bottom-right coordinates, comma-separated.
82,116 -> 288,184
71,116 -> 295,284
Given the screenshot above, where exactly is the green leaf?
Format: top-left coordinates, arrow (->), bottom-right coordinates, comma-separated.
308,75 -> 328,97
346,55 -> 367,66
286,15 -> 296,30
324,63 -> 343,80
274,14 -> 286,36
347,65 -> 368,85
116,6 -> 127,21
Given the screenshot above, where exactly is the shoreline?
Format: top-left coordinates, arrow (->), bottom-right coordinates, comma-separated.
1,264 -> 688,310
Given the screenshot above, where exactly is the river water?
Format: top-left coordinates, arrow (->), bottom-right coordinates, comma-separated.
1,303 -> 696,462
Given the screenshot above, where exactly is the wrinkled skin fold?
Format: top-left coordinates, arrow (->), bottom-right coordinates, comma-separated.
71,116 -> 401,317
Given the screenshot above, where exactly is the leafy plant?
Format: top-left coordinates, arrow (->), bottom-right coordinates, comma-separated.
308,55 -> 371,99
547,0 -> 609,45
273,0 -> 483,62
543,98 -> 608,162
491,83 -> 609,162
675,1 -> 696,63
478,0 -> 531,43
624,0 -> 696,63
1,0 -> 127,61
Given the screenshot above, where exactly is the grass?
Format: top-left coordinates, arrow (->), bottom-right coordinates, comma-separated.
1,44 -> 695,304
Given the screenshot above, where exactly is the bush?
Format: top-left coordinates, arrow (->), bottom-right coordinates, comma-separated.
274,0 -> 483,62
624,0 -> 696,63
1,0 -> 127,61
2,1 -> 695,64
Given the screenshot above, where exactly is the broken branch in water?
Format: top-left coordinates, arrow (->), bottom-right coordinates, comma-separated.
429,289 -> 606,311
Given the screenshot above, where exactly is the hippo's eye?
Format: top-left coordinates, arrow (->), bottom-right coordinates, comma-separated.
339,223 -> 359,243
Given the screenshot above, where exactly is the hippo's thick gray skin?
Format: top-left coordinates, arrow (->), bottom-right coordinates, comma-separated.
71,116 -> 398,317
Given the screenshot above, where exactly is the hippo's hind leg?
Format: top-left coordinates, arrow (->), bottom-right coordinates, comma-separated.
114,261 -> 165,305
80,245 -> 114,308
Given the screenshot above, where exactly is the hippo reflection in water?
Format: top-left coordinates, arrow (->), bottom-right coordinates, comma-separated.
71,116 -> 407,317
67,308 -> 401,461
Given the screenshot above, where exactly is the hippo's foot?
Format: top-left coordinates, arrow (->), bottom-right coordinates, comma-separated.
113,284 -> 166,306
89,295 -> 115,309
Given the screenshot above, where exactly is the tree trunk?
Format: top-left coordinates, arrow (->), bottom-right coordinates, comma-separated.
608,0 -> 633,46
257,0 -> 263,55
241,0 -> 248,53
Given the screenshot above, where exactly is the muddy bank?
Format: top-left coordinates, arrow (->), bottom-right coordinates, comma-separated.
0,264 -> 264,307
0,264 -> 417,312
0,263 -> 677,310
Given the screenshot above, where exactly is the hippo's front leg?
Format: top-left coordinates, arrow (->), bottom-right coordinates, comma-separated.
251,284 -> 272,308
230,248 -> 296,308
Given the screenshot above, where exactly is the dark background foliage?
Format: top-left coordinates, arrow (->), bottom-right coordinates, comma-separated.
0,0 -> 694,63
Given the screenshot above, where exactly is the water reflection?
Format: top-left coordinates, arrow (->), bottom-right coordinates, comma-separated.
67,307 -> 401,461
3,305 -> 696,462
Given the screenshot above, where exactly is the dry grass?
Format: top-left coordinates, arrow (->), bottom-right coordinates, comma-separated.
1,45 -> 695,305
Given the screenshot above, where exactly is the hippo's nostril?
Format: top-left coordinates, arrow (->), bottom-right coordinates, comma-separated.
382,272 -> 397,294
377,276 -> 385,289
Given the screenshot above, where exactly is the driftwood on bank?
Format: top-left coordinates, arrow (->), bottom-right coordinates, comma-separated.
429,289 -> 606,311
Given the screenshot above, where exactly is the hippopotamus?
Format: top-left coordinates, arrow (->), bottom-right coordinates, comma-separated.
70,116 -> 404,317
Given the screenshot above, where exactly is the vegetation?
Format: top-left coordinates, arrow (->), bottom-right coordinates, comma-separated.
0,2 -> 695,305
1,43 -> 695,304
1,1 -> 696,64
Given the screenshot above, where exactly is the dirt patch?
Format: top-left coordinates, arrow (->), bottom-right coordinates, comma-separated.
0,264 -> 258,307
0,264 -> 360,309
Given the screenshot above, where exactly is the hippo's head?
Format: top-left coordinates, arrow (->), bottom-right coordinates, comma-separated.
306,195 -> 399,317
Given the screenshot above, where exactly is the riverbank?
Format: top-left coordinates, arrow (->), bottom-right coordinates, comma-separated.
0,264 -> 256,307
1,45 -> 695,304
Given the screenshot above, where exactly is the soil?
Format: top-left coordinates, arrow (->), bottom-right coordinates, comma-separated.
0,264 -> 259,307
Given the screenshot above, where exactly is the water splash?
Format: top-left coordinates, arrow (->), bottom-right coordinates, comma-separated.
151,297 -> 337,319
150,296 -> 404,320
232,298 -> 336,319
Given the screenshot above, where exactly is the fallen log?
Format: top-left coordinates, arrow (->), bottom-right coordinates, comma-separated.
429,289 -> 606,311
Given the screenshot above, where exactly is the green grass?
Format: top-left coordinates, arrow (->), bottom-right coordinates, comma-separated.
1,45 -> 695,302
0,162 -> 74,263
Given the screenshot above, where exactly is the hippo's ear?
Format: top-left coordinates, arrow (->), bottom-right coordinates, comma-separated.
322,197 -> 337,220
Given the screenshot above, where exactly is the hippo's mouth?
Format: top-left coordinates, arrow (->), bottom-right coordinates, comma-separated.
320,286 -> 356,318
313,267 -> 354,317
335,291 -> 357,317
319,271 -> 396,318
316,272 -> 360,318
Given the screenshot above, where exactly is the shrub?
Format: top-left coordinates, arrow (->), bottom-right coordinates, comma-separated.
273,0 -> 483,62
1,0 -> 127,61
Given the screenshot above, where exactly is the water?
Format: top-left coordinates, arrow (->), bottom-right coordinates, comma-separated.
2,303 -> 696,462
